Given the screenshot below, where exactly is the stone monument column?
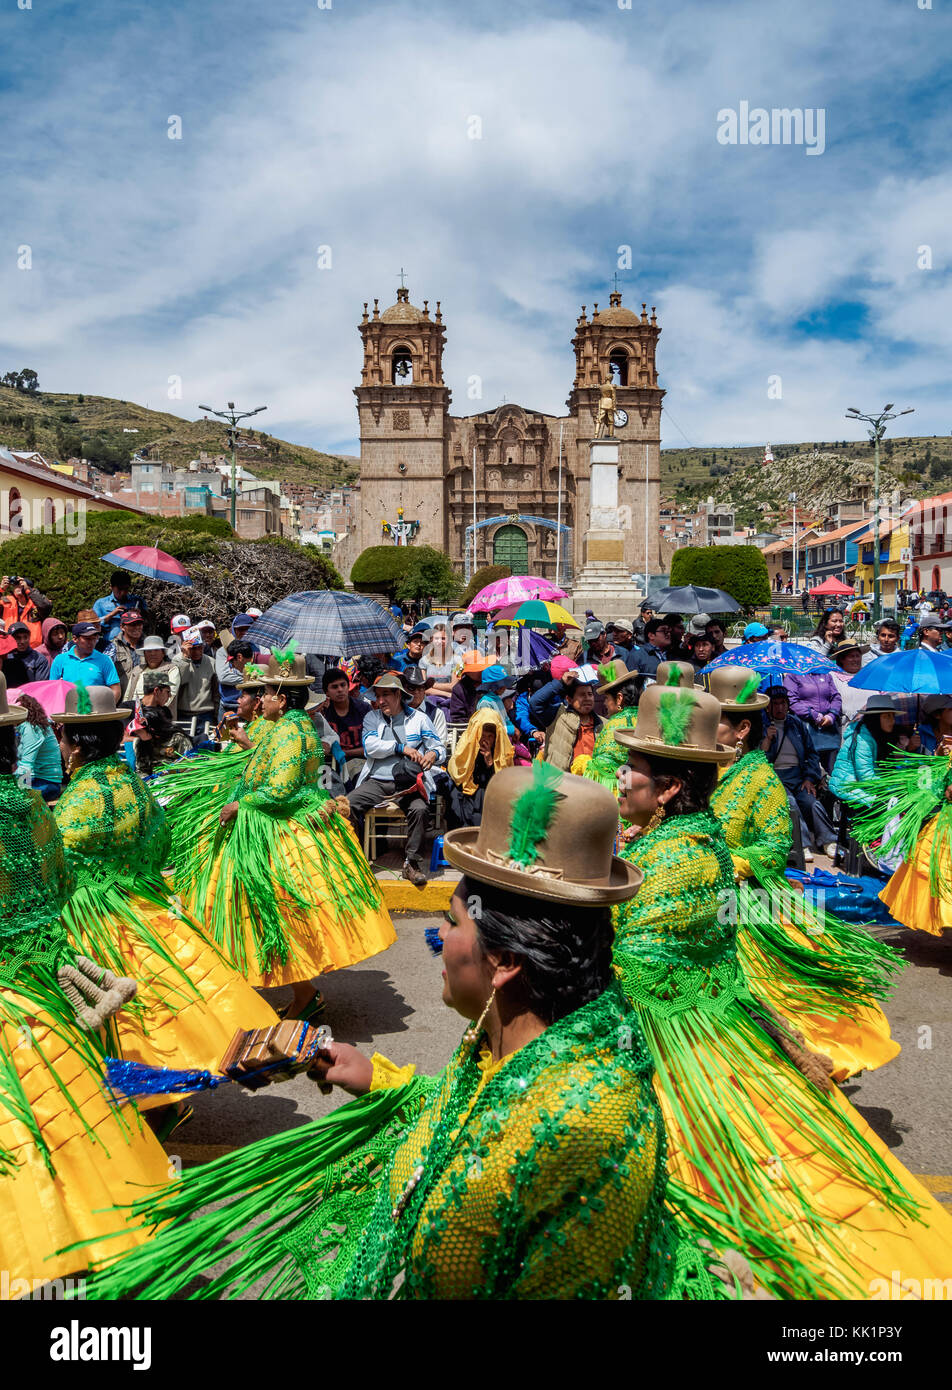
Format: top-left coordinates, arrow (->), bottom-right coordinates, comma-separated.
570,438 -> 643,618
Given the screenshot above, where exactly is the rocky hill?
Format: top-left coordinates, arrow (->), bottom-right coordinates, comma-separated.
662,436 -> 946,527
0,385 -> 357,490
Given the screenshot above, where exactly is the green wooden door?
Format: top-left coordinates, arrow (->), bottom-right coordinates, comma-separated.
493,524 -> 529,575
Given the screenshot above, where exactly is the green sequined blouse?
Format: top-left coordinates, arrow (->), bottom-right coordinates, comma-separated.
53,757 -> 170,890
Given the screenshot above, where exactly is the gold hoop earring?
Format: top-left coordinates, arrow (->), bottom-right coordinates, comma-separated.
66,749 -> 81,776
463,986 -> 496,1046
645,803 -> 666,833
734,739 -> 745,762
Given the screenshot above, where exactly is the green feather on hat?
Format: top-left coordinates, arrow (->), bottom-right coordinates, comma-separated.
506,761 -> 564,868
736,673 -> 762,705
74,678 -> 92,716
657,687 -> 697,746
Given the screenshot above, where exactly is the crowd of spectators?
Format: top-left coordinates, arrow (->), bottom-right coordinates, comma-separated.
6,571 -> 952,885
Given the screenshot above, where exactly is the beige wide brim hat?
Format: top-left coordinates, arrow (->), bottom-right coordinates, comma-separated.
443,765 -> 643,906
596,660 -> 643,696
249,653 -> 313,687
615,682 -> 734,764
0,673 -> 27,727
706,664 -> 770,712
54,685 -> 131,724
653,660 -> 696,689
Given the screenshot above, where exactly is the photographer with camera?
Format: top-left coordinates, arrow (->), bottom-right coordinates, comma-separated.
0,575 -> 42,647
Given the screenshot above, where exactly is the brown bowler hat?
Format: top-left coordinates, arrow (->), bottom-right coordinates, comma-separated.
54,685 -> 130,724
443,764 -> 642,905
707,664 -> 769,712
654,660 -> 696,689
0,674 -> 27,727
596,659 -> 642,696
615,682 -> 734,764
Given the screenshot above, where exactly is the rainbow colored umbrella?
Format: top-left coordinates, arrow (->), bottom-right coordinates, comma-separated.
493,600 -> 577,629
470,575 -> 567,613
101,545 -> 192,587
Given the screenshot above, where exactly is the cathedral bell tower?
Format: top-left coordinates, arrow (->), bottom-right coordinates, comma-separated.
355,285 -> 451,555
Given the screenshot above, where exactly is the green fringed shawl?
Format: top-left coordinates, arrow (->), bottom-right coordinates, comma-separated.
711,752 -> 902,1010
79,987 -> 726,1302
181,711 -> 382,978
613,812 -> 922,1301
853,750 -> 952,900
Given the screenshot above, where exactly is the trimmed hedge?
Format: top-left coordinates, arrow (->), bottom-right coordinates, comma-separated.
460,564 -> 511,608
668,546 -> 770,609
350,545 -> 416,598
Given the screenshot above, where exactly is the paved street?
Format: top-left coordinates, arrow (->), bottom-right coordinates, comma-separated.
170,912 -> 952,1206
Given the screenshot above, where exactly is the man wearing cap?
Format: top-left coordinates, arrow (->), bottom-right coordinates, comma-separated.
760,684 -> 838,861
528,654 -> 578,730
216,639 -> 256,720
50,622 -> 121,697
916,612 -> 950,653
582,620 -> 614,666
167,613 -> 192,660
606,618 -> 635,659
389,628 -> 427,675
93,571 -> 146,643
1,621 -> 50,687
174,628 -> 219,734
349,671 -> 446,887
105,610 -> 144,705
541,666 -> 603,772
631,601 -> 653,646
743,621 -> 770,644
627,617 -> 672,677
402,664 -> 449,748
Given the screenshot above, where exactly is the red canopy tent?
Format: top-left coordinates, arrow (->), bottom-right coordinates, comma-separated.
809,576 -> 854,596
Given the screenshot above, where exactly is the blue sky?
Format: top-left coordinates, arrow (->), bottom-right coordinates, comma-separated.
1,0 -> 949,457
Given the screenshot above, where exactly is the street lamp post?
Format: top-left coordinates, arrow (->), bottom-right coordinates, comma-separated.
845,404 -> 914,621
198,401 -> 268,532
788,491 -> 798,594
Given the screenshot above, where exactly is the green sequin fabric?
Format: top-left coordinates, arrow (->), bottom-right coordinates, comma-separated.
584,707 -> 639,798
55,758 -> 171,891
83,983 -> 724,1301
612,812 -> 924,1300
0,774 -> 73,980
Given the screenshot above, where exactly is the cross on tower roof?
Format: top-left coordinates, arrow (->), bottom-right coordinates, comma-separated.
397,267 -> 407,289
611,272 -> 622,294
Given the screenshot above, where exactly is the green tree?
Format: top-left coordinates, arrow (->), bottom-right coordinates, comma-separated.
394,546 -> 461,606
18,369 -> 39,393
669,544 -> 770,609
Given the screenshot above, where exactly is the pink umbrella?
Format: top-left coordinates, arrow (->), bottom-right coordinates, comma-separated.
11,679 -> 76,719
470,575 -> 568,613
101,545 -> 191,587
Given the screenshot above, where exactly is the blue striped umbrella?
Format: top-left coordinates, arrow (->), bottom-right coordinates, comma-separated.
247,591 -> 402,658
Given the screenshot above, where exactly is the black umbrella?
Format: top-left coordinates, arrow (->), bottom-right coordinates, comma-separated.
651,584 -> 741,615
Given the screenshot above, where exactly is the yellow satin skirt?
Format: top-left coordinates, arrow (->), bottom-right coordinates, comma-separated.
880,819 -> 952,937
109,900 -> 279,1080
0,1008 -> 170,1294
738,928 -> 900,1081
199,817 -> 397,989
659,1062 -> 952,1300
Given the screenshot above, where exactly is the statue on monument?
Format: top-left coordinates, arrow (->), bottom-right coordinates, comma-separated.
593,372 -> 617,439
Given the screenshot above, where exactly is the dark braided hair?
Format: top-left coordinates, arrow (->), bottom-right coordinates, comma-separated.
642,752 -> 717,816
720,705 -> 765,745
276,685 -> 311,712
460,874 -> 613,1025
619,680 -> 641,710
0,726 -> 17,776
61,720 -> 125,762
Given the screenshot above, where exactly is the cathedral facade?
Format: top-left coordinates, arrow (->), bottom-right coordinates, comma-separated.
355,287 -> 665,582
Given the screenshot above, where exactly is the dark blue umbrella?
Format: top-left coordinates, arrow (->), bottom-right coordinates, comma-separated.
702,641 -> 836,678
846,648 -> 952,695
248,591 -> 402,658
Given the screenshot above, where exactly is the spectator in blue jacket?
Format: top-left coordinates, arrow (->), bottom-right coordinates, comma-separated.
93,571 -> 147,642
527,655 -> 578,729
761,683 -> 838,859
828,696 -> 900,808
626,618 -> 672,675
475,664 -> 516,737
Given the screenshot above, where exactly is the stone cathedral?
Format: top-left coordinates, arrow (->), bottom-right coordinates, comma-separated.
355,286 -> 665,583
